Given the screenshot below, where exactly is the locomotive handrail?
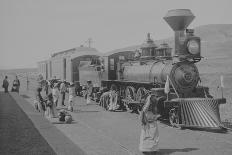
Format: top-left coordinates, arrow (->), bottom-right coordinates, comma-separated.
167,76 -> 180,98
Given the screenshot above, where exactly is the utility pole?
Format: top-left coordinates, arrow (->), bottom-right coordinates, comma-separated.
85,38 -> 93,48
26,74 -> 29,91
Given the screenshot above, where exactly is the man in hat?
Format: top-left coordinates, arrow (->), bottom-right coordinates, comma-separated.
60,80 -> 67,106
12,75 -> 20,93
2,76 -> 9,93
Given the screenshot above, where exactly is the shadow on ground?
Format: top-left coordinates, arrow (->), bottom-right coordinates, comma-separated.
73,109 -> 99,113
157,148 -> 198,155
21,94 -> 30,98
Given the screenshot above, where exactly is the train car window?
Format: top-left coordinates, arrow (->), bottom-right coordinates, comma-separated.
119,55 -> 125,60
96,59 -> 101,65
110,58 -> 114,70
90,59 -> 95,65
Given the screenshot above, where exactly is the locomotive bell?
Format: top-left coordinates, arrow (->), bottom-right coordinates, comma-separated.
164,9 -> 195,57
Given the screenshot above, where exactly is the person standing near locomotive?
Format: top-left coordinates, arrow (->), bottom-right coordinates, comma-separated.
2,76 -> 9,93
86,80 -> 93,104
108,84 -> 119,111
139,95 -> 160,154
12,75 -> 20,93
60,80 -> 67,106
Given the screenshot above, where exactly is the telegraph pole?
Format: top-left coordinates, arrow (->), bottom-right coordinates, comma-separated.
85,38 -> 93,48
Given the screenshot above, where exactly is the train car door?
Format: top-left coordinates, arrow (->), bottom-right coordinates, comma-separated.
108,57 -> 117,80
49,61 -> 52,78
72,57 -> 80,82
45,63 -> 48,79
63,58 -> 66,80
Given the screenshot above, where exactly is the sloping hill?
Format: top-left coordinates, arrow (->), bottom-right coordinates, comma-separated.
195,24 -> 232,42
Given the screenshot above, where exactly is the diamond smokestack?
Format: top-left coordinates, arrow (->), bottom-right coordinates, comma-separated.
163,9 -> 195,57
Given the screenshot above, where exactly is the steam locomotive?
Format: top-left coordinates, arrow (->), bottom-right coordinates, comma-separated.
38,9 -> 226,130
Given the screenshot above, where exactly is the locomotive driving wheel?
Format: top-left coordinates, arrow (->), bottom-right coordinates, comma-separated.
125,86 -> 136,111
125,86 -> 136,101
136,87 -> 148,111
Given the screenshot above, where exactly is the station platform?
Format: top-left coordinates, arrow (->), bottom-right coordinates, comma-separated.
1,91 -> 232,155
0,92 -> 86,155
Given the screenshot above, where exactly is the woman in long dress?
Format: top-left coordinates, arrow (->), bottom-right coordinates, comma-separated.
99,91 -> 110,110
34,87 -> 46,116
45,93 -> 55,118
86,80 -> 93,104
108,85 -> 119,111
68,82 -> 75,112
139,95 -> 160,154
52,83 -> 59,107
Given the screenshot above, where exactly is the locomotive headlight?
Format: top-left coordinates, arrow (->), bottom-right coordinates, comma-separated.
187,40 -> 199,55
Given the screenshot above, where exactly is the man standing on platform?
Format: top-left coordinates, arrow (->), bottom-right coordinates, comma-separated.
60,80 -> 66,106
12,76 -> 20,93
2,76 -> 9,93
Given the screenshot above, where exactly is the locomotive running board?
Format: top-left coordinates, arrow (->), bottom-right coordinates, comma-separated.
175,98 -> 226,130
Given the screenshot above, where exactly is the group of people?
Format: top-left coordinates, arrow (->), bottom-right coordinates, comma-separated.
2,75 -> 20,93
34,79 -> 76,118
35,77 -> 160,154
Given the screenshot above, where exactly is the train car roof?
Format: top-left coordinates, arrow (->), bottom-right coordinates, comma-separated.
103,45 -> 140,57
70,49 -> 102,59
37,60 -> 48,64
51,46 -> 101,58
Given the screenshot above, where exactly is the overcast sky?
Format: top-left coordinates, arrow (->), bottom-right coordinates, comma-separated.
0,0 -> 231,69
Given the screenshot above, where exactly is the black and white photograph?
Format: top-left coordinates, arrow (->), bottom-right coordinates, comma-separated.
0,0 -> 232,155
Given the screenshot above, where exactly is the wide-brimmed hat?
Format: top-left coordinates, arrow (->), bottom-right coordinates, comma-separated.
47,80 -> 51,86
